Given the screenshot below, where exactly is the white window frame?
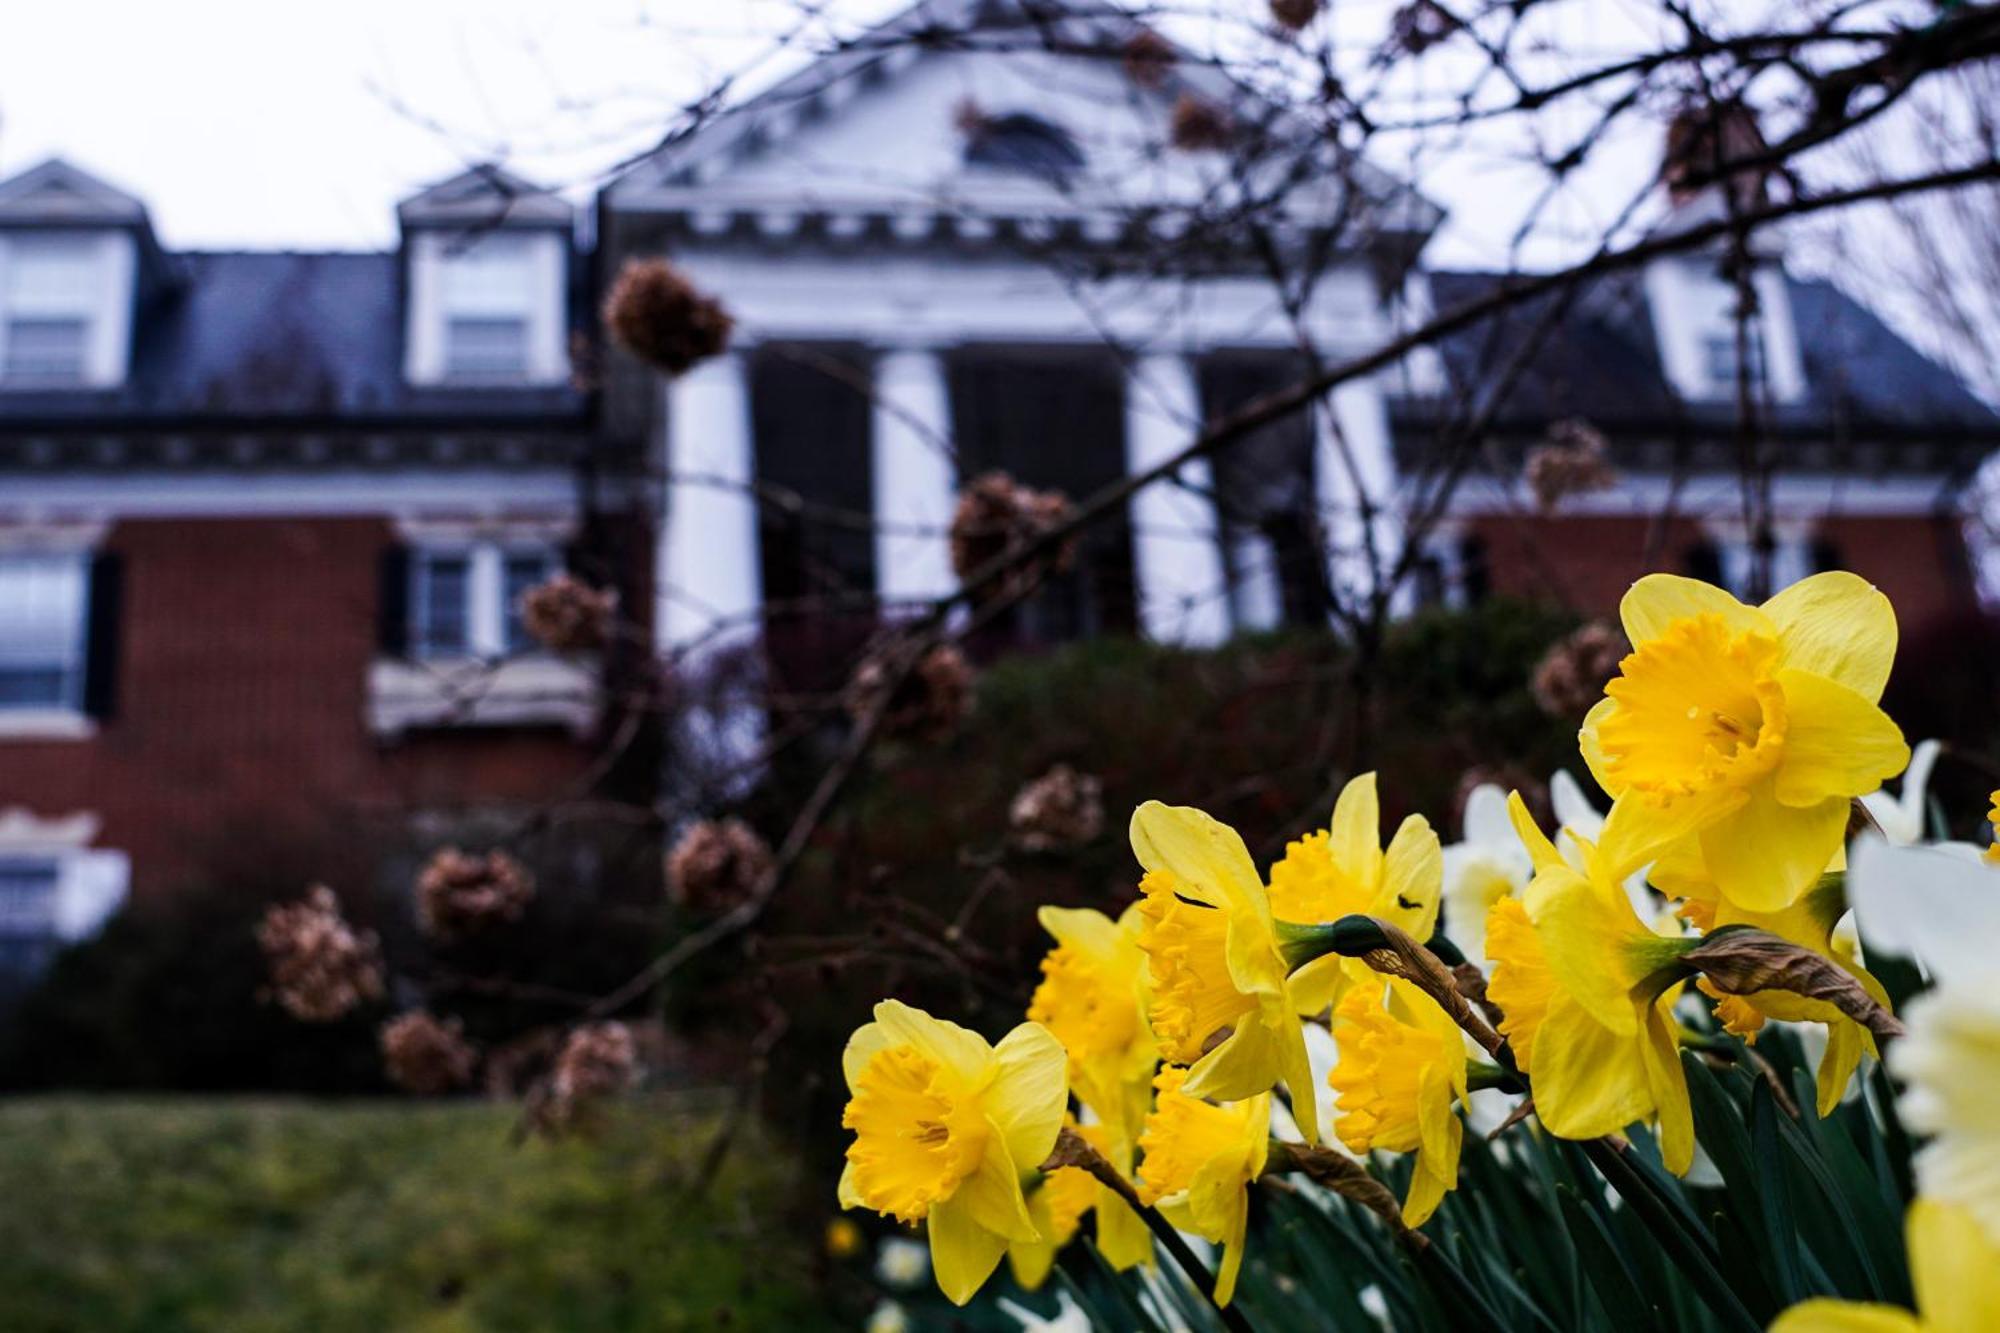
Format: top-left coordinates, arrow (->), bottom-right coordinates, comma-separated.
0,808 -> 128,985
0,550 -> 92,726
408,540 -> 560,661
0,232 -> 134,390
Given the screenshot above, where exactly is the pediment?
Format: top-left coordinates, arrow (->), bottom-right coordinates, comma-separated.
397,164 -> 574,230
0,158 -> 150,227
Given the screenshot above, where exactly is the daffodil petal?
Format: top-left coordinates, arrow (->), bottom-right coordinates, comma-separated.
1907,1197 -> 2000,1331
957,1131 -> 1038,1243
1094,1189 -> 1154,1272
1579,699 -> 1621,797
841,1021 -> 894,1091
1698,789 -> 1847,912
1402,1149 -> 1452,1228
1130,801 -> 1269,925
1762,571 -> 1898,702
1525,864 -> 1638,1036
1774,667 -> 1909,808
1642,1003 -> 1693,1175
1768,1298 -> 1921,1333
837,1160 -> 862,1210
869,999 -> 994,1088
1621,573 -> 1769,645
989,1021 -> 1069,1172
1329,773 -> 1385,890
1527,992 -> 1655,1141
927,1188 -> 1011,1306
1506,791 -> 1567,875
1036,904 -> 1125,964
1381,813 -> 1443,941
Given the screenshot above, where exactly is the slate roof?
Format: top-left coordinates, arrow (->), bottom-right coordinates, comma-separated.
0,250 -> 588,427
1404,268 -> 1999,449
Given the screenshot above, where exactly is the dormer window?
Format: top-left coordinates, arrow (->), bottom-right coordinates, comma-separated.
1702,327 -> 1767,393
0,234 -> 127,389
439,234 -> 539,383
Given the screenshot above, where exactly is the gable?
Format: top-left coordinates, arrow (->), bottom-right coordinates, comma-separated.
606,0 -> 1435,243
0,159 -> 150,228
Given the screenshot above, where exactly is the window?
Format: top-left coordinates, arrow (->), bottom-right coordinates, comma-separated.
3,317 -> 87,384
412,552 -> 473,658
0,858 -> 60,982
0,237 -> 102,388
501,550 -> 559,655
406,542 -> 561,660
1702,327 -> 1766,393
437,236 -> 539,385
0,554 -> 89,711
964,114 -> 1086,182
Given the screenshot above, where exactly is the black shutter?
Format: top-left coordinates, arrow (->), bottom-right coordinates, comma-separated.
1685,540 -> 1724,585
82,552 -> 123,720
377,545 -> 410,656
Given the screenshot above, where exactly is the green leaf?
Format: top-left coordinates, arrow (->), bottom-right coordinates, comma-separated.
1751,1080 -> 1808,1306
1558,1185 -> 1663,1333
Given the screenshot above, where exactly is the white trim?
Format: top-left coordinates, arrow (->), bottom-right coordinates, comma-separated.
0,709 -> 95,741
0,470 -> 579,522
1125,352 -> 1229,646
1445,472 -> 1955,517
0,805 -> 128,944
366,656 -> 600,739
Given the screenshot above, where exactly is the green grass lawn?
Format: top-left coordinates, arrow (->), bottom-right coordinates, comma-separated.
0,1095 -> 837,1333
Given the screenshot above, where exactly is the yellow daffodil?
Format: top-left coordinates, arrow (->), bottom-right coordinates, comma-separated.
838,1000 -> 1068,1305
1986,789 -> 2000,864
1268,772 -> 1443,1014
1483,792 -> 1695,1173
1328,976 -> 1469,1226
1027,904 -> 1156,1144
1652,839 -> 1891,1116
1771,1198 -> 1999,1332
1131,800 -> 1320,1144
1584,572 -> 1908,913
1005,1120 -> 1148,1288
1137,1066 -> 1270,1307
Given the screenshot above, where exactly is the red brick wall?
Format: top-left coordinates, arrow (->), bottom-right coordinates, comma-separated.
1464,511 -> 1979,643
0,516 -> 597,895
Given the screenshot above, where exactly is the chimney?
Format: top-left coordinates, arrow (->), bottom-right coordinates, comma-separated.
1662,100 -> 1770,211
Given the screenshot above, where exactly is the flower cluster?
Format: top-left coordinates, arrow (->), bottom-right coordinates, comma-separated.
415,847 -> 535,940
255,885 -> 384,1022
1008,764 -> 1105,852
601,258 -> 733,377
518,572 -> 617,654
845,642 -> 975,741
380,1009 -> 478,1095
833,570 -> 2000,1323
666,816 -> 773,914
947,471 -> 1077,598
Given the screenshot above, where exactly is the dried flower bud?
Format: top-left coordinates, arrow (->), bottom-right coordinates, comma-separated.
1523,418 -> 1618,510
553,1021 -> 639,1107
520,572 -> 617,653
1008,764 -> 1105,851
846,643 -> 975,742
602,258 -> 733,377
416,847 -> 535,940
256,886 -> 384,1023
666,817 -> 773,914
1169,93 -> 1234,152
1529,622 -> 1629,721
1382,0 -> 1459,60
1269,0 -> 1321,31
951,96 -> 990,140
1683,929 -> 1904,1042
1122,30 -> 1176,88
948,471 -> 1077,598
380,1010 -> 478,1095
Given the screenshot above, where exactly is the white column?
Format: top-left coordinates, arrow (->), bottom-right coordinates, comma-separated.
659,352 -> 762,648
870,346 -> 958,611
1318,376 -> 1409,616
1124,353 -> 1230,646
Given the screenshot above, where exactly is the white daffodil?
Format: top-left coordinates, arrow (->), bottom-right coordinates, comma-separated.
998,1291 -> 1093,1333
1860,738 -> 1942,845
1441,783 -> 1532,967
1849,837 -> 2000,1244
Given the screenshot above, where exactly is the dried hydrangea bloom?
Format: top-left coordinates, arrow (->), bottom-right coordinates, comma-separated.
1523,418 -> 1618,510
1169,93 -> 1233,152
1121,30 -> 1175,87
380,1010 -> 478,1095
1383,0 -> 1459,59
1268,0 -> 1321,31
553,1021 -> 639,1107
1530,621 -> 1629,720
602,258 -> 733,377
947,471 -> 1077,597
256,886 -> 384,1023
415,847 -> 535,939
666,817 -> 773,914
846,643 -> 975,741
519,572 -> 617,653
1008,764 -> 1106,852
